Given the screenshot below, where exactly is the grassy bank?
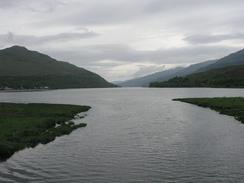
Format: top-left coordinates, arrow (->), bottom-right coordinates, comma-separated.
173,97 -> 244,123
0,103 -> 91,160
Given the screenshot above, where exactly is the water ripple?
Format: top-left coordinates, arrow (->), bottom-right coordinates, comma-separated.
0,88 -> 244,182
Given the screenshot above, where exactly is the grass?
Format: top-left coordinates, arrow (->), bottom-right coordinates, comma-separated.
173,97 -> 244,123
0,103 -> 91,160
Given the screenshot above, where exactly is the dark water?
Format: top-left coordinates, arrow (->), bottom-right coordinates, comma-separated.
0,88 -> 244,183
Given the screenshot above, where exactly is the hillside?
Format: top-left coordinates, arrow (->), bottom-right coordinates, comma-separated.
150,65 -> 244,88
175,60 -> 217,76
198,49 -> 244,72
117,67 -> 183,87
0,46 -> 115,89
118,59 -> 216,87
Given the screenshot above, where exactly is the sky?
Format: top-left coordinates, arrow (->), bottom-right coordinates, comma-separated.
0,0 -> 244,81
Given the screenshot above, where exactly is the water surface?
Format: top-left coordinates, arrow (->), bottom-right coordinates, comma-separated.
0,88 -> 244,183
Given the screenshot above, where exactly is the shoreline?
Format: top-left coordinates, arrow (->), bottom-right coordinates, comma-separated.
0,89 -> 51,93
174,97 -> 244,123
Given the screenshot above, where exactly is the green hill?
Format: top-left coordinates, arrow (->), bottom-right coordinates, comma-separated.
0,46 -> 115,89
150,48 -> 244,88
198,49 -> 244,72
150,65 -> 244,88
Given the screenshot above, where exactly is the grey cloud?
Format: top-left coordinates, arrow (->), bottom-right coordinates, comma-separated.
145,0 -> 242,12
2,0 -> 244,31
1,0 -> 243,80
143,0 -> 244,36
33,0 -> 244,27
0,0 -> 64,13
44,44 -> 240,66
145,0 -> 204,13
36,0 -> 147,26
184,33 -> 244,44
0,0 -> 20,9
0,31 -> 98,46
0,0 -> 55,8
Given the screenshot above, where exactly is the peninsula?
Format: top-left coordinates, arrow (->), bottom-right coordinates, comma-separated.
0,103 -> 91,160
174,97 -> 244,123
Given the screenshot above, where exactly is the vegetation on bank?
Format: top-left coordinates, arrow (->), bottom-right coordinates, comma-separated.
173,97 -> 244,123
0,75 -> 116,90
0,103 -> 91,160
150,65 -> 244,88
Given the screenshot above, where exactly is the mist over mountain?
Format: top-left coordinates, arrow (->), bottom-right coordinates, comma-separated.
118,59 -> 217,87
117,67 -> 183,87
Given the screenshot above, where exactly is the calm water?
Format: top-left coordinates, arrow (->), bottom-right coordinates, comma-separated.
0,88 -> 244,183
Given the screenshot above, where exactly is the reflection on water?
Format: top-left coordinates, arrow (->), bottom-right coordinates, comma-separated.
0,88 -> 244,183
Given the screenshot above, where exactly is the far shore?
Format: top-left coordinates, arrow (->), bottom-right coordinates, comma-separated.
0,89 -> 51,93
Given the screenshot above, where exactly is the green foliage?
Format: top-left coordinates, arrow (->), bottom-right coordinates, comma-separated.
0,103 -> 91,160
0,75 -> 115,89
0,46 -> 115,89
174,97 -> 244,123
150,65 -> 244,88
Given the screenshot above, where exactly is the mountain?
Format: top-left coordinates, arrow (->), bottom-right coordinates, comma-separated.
117,67 -> 183,87
0,46 -> 115,89
198,49 -> 244,72
175,60 -> 217,76
150,48 -> 244,88
149,65 -> 244,88
118,59 -> 216,87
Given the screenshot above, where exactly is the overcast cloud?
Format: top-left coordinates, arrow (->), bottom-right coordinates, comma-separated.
0,0 -> 243,81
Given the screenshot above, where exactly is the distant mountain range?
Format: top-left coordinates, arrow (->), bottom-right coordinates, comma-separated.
150,65 -> 244,88
150,49 -> 244,88
0,46 -> 115,89
117,67 -> 183,87
198,49 -> 244,72
2,45 -> 243,89
117,59 -> 217,87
